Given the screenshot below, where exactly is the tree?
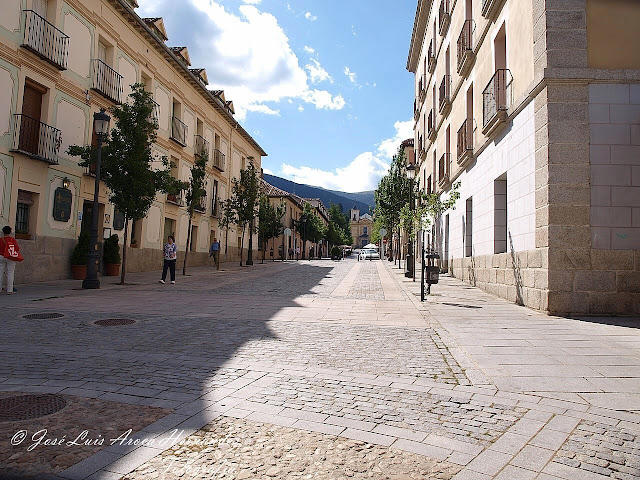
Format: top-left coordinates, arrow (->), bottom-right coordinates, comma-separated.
227,161 -> 260,266
325,203 -> 352,247
420,180 -> 461,252
182,151 -> 207,275
374,147 -> 412,261
68,83 -> 182,284
298,202 -> 326,258
218,198 -> 236,264
258,195 -> 285,263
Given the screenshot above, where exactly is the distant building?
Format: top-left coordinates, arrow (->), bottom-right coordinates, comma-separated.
350,208 -> 374,248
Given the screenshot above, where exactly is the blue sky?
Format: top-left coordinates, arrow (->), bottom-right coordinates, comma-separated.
137,0 -> 416,192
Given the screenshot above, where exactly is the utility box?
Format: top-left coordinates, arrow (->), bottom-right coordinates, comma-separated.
426,265 -> 439,284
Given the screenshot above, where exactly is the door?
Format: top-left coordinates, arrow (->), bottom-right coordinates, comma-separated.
33,0 -> 48,17
20,83 -> 44,156
81,201 -> 93,234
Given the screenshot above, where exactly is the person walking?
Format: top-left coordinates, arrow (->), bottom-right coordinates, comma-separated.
159,235 -> 177,284
209,237 -> 220,270
0,226 -> 23,294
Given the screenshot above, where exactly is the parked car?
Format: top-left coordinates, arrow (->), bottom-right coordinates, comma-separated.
359,248 -> 380,260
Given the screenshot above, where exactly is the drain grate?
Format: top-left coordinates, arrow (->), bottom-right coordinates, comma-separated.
94,318 -> 136,326
22,312 -> 65,320
0,394 -> 67,422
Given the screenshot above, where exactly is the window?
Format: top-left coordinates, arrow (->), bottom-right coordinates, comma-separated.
465,197 -> 473,257
16,203 -> 30,234
494,175 -> 507,253
363,227 -> 368,235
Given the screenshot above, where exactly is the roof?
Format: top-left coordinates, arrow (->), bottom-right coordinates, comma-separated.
189,68 -> 208,85
260,179 -> 303,208
401,138 -> 414,147
110,0 -> 267,157
142,17 -> 168,41
170,46 -> 191,66
407,0 -> 433,73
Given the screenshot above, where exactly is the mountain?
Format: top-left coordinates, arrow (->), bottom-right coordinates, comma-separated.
263,174 -> 374,214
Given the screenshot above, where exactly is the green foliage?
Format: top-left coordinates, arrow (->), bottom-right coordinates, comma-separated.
370,216 -> 386,244
325,203 -> 352,246
258,195 -> 285,247
420,181 -> 462,221
103,234 -> 121,264
374,147 -> 412,237
70,231 -> 90,265
185,152 -> 208,218
297,202 -> 326,244
228,161 -> 260,232
331,245 -> 341,259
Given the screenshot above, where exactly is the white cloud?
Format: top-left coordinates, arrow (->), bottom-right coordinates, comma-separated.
297,105 -> 304,112
262,167 -> 274,175
344,66 -> 359,86
245,104 -> 280,116
241,0 -> 261,3
303,45 -> 315,54
278,120 -> 412,192
136,0 -> 344,120
351,25 -> 357,36
305,12 -> 317,21
302,90 -> 346,110
305,58 -> 333,84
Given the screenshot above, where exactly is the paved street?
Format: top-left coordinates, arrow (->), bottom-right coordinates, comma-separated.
0,258 -> 639,479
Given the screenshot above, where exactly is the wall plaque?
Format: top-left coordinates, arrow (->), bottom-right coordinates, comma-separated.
52,187 -> 72,222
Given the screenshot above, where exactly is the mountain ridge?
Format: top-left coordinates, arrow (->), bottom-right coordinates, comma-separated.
263,174 -> 375,214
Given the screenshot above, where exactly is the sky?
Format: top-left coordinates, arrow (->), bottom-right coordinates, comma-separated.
137,0 -> 416,193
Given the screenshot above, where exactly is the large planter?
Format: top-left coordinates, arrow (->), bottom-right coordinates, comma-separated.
71,264 -> 86,280
104,263 -> 121,276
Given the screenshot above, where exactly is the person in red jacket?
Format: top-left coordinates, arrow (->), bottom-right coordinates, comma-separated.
0,226 -> 22,294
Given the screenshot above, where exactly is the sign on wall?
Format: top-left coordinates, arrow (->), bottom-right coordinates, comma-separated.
52,187 -> 72,222
113,210 -> 125,230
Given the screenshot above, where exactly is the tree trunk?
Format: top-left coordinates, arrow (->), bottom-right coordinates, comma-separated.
120,219 -> 129,285
224,225 -> 229,263
239,225 -> 245,266
183,214 -> 192,275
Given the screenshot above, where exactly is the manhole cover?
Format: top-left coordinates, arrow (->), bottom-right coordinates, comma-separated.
94,318 -> 136,326
0,394 -> 67,422
22,312 -> 65,319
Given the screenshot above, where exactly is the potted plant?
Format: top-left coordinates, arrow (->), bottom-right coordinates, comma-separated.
130,238 -> 138,248
103,234 -> 121,276
331,245 -> 342,261
70,231 -> 90,279
15,228 -> 31,240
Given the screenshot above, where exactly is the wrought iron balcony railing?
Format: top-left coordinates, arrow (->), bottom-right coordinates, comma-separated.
414,100 -> 420,121
171,116 -> 188,146
194,134 -> 210,159
457,118 -> 474,165
213,148 -> 225,172
211,196 -> 221,218
482,69 -> 512,131
482,0 -> 506,19
10,114 -> 62,164
428,40 -> 436,73
439,75 -> 451,113
428,110 -> 435,139
167,192 -> 184,206
91,59 -> 123,103
457,20 -> 475,73
21,10 -> 69,70
151,100 -> 160,124
194,196 -> 207,212
438,0 -> 450,36
438,153 -> 450,188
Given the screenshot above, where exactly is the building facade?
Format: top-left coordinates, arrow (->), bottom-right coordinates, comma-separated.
0,0 -> 265,283
408,0 -> 640,315
350,208 -> 374,248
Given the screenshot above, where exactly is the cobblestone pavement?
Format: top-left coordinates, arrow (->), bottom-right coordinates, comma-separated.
0,258 -> 639,479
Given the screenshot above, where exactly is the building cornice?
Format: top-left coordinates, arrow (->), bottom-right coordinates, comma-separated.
109,0 -> 268,157
406,0 -> 432,73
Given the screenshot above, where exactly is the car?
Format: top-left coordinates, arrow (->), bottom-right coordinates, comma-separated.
359,248 -> 380,260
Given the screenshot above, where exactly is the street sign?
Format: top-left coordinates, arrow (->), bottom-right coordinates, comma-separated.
379,228 -> 387,236
284,228 -> 291,235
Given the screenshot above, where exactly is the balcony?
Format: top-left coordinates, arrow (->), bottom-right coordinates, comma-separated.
414,100 -> 420,121
91,59 -> 123,103
419,136 -> 427,161
194,134 -> 210,159
482,69 -> 512,136
428,40 -> 436,73
439,75 -> 451,114
194,196 -> 207,213
482,0 -> 506,19
457,118 -> 474,168
427,110 -> 436,140
213,149 -> 225,172
457,20 -> 475,74
171,116 -> 188,146
438,0 -> 451,36
438,153 -> 450,189
10,114 -> 61,165
21,10 -> 69,70
418,76 -> 426,104
151,100 -> 160,124
167,192 -> 184,206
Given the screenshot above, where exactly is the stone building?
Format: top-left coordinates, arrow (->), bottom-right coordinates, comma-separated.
0,0 -> 265,283
407,0 -> 640,315
350,208 -> 374,249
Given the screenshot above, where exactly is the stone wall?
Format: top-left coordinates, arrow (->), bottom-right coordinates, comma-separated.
13,235 -> 76,284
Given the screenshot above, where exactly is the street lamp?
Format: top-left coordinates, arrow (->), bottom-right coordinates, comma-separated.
82,108 -> 110,289
405,163 -> 416,279
300,216 -> 307,260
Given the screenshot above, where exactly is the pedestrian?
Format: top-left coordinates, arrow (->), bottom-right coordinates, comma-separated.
209,236 -> 220,269
288,247 -> 293,259
295,246 -> 300,261
0,226 -> 24,294
159,235 -> 177,284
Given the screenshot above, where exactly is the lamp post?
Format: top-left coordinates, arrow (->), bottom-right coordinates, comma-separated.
405,163 -> 416,279
301,216 -> 307,260
82,108 -> 110,289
